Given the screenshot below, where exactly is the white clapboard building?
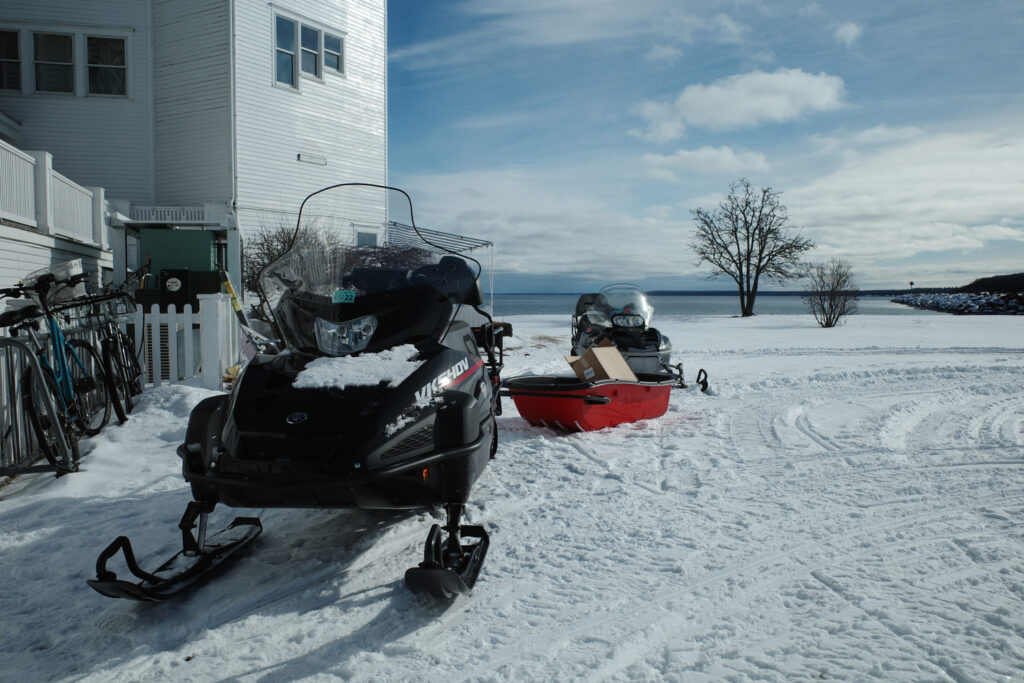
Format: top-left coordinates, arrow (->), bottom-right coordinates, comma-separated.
0,0 -> 386,291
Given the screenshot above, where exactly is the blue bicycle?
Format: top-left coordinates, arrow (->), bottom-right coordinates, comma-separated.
0,269 -> 110,467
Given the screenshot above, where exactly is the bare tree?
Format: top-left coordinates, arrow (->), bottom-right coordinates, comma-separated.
803,257 -> 859,328
691,178 -> 814,316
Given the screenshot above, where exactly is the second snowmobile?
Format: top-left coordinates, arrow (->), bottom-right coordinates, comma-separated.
571,284 -> 707,390
88,183 -> 504,601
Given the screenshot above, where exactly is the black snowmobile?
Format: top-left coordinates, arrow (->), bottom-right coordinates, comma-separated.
88,183 -> 504,601
571,284 -> 706,391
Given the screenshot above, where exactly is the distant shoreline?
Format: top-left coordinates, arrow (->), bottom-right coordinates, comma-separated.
494,290 -> 943,297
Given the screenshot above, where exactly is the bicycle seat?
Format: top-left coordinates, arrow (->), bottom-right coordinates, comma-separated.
0,304 -> 42,329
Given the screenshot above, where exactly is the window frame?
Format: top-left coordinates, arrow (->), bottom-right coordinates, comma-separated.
85,34 -> 127,97
0,29 -> 20,91
323,32 -> 344,76
299,24 -> 320,79
0,26 -> 132,98
272,12 -> 346,92
33,31 -> 75,94
274,14 -> 298,89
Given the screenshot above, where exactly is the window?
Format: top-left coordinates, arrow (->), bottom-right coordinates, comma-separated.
87,36 -> 126,95
356,231 -> 378,247
275,15 -> 297,87
0,30 -> 19,90
34,32 -> 73,92
300,25 -> 319,77
324,33 -> 343,74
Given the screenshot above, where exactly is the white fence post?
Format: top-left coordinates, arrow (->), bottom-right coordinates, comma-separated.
149,303 -> 162,387
27,150 -> 53,234
198,293 -> 225,390
183,303 -> 195,380
88,186 -> 106,247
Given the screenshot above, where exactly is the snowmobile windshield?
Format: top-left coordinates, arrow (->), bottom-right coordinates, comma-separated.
597,284 -> 654,328
259,184 -> 482,356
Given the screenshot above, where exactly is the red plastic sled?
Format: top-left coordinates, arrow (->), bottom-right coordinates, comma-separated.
502,374 -> 675,432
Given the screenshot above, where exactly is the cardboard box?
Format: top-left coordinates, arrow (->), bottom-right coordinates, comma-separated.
565,344 -> 638,383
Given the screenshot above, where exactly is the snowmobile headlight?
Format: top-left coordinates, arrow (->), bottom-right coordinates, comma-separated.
612,313 -> 645,328
314,314 -> 378,356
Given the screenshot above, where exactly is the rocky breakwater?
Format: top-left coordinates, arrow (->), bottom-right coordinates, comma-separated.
892,291 -> 1024,314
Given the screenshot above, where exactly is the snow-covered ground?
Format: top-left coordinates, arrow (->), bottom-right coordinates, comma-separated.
2,313 -> 1023,681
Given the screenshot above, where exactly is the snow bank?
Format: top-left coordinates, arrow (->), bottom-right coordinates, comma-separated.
1,314 -> 1023,681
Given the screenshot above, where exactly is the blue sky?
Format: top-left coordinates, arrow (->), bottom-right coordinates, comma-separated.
387,1 -> 1024,293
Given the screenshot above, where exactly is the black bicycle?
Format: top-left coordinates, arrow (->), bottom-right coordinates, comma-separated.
0,272 -> 110,467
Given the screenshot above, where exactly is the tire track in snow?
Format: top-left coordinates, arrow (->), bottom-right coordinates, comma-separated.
456,490 -> 1024,680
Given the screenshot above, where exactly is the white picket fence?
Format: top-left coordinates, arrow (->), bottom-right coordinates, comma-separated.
129,293 -> 241,390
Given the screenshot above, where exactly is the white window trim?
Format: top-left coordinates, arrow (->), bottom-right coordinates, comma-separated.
0,25 -> 131,99
0,29 -> 21,92
84,33 -> 129,98
32,31 -> 76,95
299,24 -> 321,82
270,9 -> 346,92
272,13 -> 299,91
323,32 -> 344,77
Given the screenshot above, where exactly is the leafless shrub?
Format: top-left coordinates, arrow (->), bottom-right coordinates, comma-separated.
803,257 -> 859,328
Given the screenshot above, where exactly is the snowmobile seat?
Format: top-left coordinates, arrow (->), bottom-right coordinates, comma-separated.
412,256 -> 480,304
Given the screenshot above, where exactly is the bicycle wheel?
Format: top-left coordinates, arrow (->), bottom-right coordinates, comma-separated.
21,364 -> 81,471
102,337 -> 130,424
67,339 -> 111,436
118,330 -> 144,396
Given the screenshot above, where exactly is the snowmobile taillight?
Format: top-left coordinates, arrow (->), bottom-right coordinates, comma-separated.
612,313 -> 645,328
314,314 -> 378,356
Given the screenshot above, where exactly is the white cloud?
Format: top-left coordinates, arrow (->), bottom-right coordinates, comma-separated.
834,22 -> 863,47
633,68 -> 846,140
645,44 -> 683,63
392,2 -> 752,72
708,13 -> 749,44
644,146 -> 771,178
398,167 -> 697,283
629,101 -> 686,143
790,127 -> 1024,272
853,124 -> 924,145
454,113 -> 536,130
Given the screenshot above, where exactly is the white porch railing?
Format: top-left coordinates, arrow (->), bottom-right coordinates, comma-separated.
129,293 -> 241,390
0,140 -> 37,227
51,171 -> 95,243
0,139 -> 108,248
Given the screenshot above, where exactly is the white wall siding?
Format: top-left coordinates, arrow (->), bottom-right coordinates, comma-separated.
152,0 -> 234,205
0,0 -> 155,203
0,224 -> 111,290
233,0 -> 387,230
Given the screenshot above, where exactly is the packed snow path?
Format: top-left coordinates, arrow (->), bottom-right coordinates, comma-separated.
1,314 -> 1022,681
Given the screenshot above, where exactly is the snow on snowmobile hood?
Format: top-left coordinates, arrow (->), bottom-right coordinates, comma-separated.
258,184 -> 482,356
584,284 -> 655,329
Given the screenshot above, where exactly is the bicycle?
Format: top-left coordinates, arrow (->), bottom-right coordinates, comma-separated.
67,261 -> 151,422
0,269 -> 111,465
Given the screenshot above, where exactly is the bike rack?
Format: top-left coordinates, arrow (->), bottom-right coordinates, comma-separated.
0,336 -> 77,476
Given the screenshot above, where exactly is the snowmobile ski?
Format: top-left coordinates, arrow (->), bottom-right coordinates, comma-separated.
405,522 -> 489,599
87,502 -> 261,602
